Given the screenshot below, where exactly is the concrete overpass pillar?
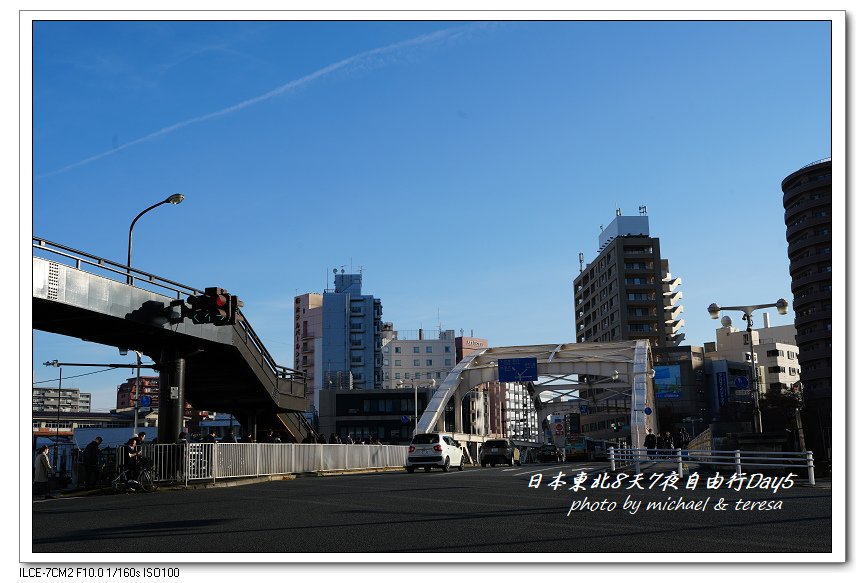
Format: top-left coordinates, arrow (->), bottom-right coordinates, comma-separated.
157,348 -> 186,444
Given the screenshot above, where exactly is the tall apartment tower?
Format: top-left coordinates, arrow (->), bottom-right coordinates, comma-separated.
574,211 -> 684,347
782,158 -> 831,459
294,271 -> 383,411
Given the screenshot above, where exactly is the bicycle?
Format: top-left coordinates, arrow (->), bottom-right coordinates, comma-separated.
111,457 -> 157,493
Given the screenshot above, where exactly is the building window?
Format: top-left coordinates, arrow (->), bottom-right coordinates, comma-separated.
426,346 -> 433,353
413,347 -> 420,353
383,359 -> 389,366
394,347 -> 401,354
445,359 -> 452,366
414,359 -> 420,366
426,359 -> 433,366
445,346 -> 451,353
395,360 -> 401,366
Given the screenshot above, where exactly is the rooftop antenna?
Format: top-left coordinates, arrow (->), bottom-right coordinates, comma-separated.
616,207 -> 622,216
639,205 -> 648,216
358,265 -> 364,277
579,252 -> 585,273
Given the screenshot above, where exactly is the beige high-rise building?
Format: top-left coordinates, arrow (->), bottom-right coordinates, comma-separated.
294,293 -> 323,410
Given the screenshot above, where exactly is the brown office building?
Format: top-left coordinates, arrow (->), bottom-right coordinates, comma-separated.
782,158 -> 832,460
574,210 -> 684,348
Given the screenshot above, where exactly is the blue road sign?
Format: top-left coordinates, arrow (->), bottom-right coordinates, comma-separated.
400,415 -> 410,425
579,404 -> 588,415
140,395 -> 152,408
644,407 -> 653,415
735,376 -> 749,390
497,358 -> 538,382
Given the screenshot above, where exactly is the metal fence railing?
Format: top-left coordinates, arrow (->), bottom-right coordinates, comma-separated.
122,443 -> 409,486
608,447 -> 816,486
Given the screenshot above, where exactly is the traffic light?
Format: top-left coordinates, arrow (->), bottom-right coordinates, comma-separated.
184,288 -> 242,325
206,287 -> 231,325
187,293 -> 212,324
204,287 -> 242,326
611,421 -> 621,432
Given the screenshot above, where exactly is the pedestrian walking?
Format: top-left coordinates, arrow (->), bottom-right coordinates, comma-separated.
34,445 -> 54,499
82,436 -> 103,489
673,428 -> 690,450
175,432 -> 189,481
661,431 -> 674,458
222,429 -> 238,443
643,428 -> 657,460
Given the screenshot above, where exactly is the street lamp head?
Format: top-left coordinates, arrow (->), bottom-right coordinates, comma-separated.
707,303 -> 721,319
612,370 -> 619,381
776,298 -> 789,315
165,193 -> 185,205
647,368 -> 656,380
43,360 -> 59,367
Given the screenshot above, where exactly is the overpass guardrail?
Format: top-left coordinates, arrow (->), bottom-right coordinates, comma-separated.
607,447 -> 816,486
33,237 -> 305,387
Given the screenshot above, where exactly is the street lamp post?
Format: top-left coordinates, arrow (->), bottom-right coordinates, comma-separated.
133,350 -> 143,435
398,379 -> 436,435
127,193 -> 184,284
708,299 -> 789,434
43,360 -> 62,472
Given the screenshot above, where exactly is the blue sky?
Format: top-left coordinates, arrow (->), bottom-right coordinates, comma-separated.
29,19 -> 833,412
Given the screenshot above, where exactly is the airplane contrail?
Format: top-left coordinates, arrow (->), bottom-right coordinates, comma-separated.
36,24 -> 486,180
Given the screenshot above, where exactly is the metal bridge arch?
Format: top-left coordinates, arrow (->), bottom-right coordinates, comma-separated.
416,340 -> 655,447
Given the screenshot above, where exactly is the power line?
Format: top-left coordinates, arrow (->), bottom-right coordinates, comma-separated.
32,368 -> 122,384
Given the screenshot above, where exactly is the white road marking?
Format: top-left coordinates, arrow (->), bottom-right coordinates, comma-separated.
511,465 -> 597,476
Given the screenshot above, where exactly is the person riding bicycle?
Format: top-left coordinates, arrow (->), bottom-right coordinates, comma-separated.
123,437 -> 142,485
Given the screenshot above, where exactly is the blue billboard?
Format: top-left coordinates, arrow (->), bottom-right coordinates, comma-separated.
654,364 -> 682,399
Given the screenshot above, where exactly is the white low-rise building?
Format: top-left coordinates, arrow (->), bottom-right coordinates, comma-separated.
705,314 -> 799,397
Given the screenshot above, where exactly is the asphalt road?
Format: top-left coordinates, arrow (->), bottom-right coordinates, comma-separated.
31,461 -> 832,555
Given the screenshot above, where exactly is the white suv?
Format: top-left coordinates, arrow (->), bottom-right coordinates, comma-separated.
406,433 -> 465,472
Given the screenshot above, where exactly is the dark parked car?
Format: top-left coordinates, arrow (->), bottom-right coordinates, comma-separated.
479,439 -> 520,467
538,444 -> 564,463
